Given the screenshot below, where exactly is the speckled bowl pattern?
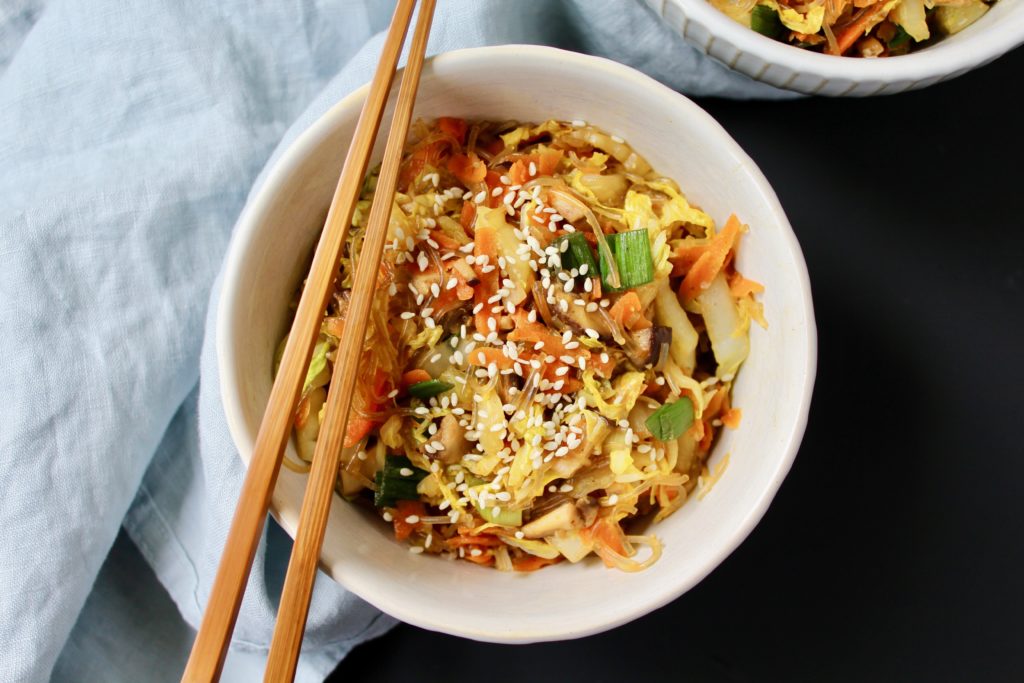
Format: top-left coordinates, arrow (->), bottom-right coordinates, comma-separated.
218,46 -> 816,643
646,0 -> 1024,95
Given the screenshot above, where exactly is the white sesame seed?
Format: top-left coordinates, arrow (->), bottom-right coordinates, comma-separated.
405,515 -> 420,524
400,311 -> 415,320
409,546 -> 424,554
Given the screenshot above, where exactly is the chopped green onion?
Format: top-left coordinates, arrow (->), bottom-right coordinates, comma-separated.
889,25 -> 912,47
750,4 -> 784,40
374,455 -> 428,507
408,379 -> 454,399
474,501 -> 523,526
462,473 -> 523,525
645,397 -> 695,442
599,229 -> 655,292
555,232 -> 598,279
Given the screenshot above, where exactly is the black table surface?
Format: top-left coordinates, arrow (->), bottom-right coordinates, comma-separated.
330,46 -> 1024,682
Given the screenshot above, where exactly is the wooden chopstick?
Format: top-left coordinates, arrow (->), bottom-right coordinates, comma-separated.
180,2 -> 419,681
262,1 -> 437,679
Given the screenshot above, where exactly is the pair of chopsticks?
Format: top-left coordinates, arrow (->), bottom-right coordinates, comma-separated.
182,0 -> 435,680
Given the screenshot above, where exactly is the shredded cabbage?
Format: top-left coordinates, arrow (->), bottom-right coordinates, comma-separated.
279,116 -> 759,573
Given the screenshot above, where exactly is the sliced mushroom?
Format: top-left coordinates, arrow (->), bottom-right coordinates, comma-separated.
522,501 -> 580,538
626,325 -> 672,369
432,414 -> 466,465
549,288 -> 612,338
575,496 -> 599,528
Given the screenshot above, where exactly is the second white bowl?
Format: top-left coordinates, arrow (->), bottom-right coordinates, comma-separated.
646,0 -> 1024,95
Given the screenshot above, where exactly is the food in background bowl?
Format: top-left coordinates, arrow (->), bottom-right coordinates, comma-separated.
278,117 -> 765,571
711,0 -> 994,57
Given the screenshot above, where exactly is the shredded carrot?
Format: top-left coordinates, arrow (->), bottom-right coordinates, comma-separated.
526,357 -> 583,392
467,347 -> 516,371
509,149 -> 563,185
460,200 -> 476,233
507,309 -> 570,356
720,408 -> 742,429
344,367 -> 389,447
589,351 -> 616,378
447,152 -> 487,185
482,170 -> 504,208
472,223 -> 499,335
608,291 -> 652,331
728,272 -> 765,299
704,386 -> 728,421
398,139 -> 450,190
678,214 -> 743,301
294,394 -> 312,429
446,533 -> 504,548
512,554 -> 562,572
829,2 -> 888,55
392,500 -> 426,541
437,116 -> 467,145
463,551 -> 495,566
700,420 -> 716,451
401,369 -> 432,388
439,266 -> 475,302
322,316 -> 345,338
429,230 -> 462,251
583,518 -> 627,568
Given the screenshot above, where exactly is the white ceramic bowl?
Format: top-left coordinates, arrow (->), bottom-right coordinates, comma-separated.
218,45 -> 816,643
646,0 -> 1024,95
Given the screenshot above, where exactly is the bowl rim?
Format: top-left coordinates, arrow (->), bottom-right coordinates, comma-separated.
217,44 -> 818,642
658,0 -> 1024,90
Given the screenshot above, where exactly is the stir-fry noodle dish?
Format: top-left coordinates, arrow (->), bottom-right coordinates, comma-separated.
278,117 -> 766,572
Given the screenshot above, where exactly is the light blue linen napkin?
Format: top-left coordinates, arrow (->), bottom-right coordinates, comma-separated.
0,1 -> 791,681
